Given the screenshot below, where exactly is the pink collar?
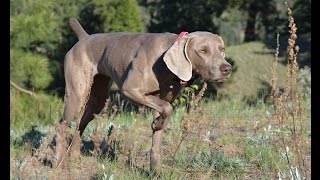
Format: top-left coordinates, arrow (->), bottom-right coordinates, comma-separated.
175,31 -> 189,42
174,32 -> 189,85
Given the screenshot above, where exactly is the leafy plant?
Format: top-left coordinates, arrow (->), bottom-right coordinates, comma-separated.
172,81 -> 202,107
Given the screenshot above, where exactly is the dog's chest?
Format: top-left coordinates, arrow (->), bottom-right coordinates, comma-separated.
159,80 -> 183,102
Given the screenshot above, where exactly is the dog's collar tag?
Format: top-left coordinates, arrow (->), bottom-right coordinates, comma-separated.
174,31 -> 189,85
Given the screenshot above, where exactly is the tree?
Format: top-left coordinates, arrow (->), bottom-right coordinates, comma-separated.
10,0 -> 74,127
10,0 -> 146,127
10,0 -> 60,90
293,0 -> 311,34
227,0 -> 297,43
142,0 -> 230,33
234,0 -> 278,42
80,0 -> 144,33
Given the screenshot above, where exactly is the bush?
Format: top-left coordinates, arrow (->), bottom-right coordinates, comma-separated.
10,88 -> 63,131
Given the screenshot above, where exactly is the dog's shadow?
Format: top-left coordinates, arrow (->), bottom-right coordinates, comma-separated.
80,138 -> 116,160
14,131 -> 118,168
48,134 -> 117,161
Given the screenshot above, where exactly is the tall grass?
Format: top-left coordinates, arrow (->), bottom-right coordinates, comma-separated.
269,3 -> 309,179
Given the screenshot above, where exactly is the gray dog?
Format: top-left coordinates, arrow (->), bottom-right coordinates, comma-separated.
55,18 -> 232,171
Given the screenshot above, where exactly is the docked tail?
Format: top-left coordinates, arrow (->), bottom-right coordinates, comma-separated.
69,18 -> 89,40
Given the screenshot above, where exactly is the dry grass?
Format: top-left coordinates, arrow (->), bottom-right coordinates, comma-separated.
268,3 -> 310,179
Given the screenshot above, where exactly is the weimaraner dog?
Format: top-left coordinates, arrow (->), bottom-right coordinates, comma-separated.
55,18 -> 232,171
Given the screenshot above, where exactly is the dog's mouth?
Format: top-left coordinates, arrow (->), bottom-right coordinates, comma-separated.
215,76 -> 230,82
183,73 -> 230,85
201,74 -> 230,82
210,70 -> 232,82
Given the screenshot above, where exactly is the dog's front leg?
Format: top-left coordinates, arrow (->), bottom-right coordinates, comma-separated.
122,71 -> 173,172
122,89 -> 172,172
150,111 -> 164,172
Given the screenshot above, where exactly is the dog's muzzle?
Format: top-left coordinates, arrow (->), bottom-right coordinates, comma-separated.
220,63 -> 232,76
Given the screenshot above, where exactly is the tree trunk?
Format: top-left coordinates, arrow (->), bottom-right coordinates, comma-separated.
244,10 -> 258,42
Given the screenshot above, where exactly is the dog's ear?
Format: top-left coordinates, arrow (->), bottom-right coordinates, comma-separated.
163,34 -> 195,81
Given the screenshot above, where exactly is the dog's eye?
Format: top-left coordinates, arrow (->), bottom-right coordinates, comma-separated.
220,47 -> 225,52
200,49 -> 207,53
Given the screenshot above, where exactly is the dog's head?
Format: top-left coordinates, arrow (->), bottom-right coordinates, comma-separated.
164,32 -> 232,82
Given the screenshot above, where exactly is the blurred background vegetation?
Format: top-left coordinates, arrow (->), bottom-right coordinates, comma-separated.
10,0 -> 310,129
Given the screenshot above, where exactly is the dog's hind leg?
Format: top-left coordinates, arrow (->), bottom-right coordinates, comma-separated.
67,74 -> 112,158
78,74 -> 113,136
55,52 -> 96,167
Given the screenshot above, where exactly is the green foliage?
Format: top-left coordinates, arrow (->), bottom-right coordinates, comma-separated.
172,83 -> 199,107
10,0 -> 79,92
84,0 -> 144,32
144,0 -> 230,33
10,0 -> 61,51
10,49 -> 53,90
217,8 -> 247,46
10,88 -> 63,131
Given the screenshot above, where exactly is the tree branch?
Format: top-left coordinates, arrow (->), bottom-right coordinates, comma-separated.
10,80 -> 37,97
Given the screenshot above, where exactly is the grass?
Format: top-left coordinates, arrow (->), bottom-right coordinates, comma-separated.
10,6 -> 310,179
225,42 -> 287,101
10,88 -> 64,134
10,92 -> 310,179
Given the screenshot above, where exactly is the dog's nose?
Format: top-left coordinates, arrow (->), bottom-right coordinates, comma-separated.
220,64 -> 232,75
